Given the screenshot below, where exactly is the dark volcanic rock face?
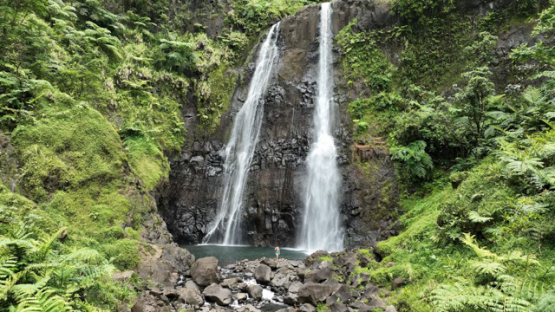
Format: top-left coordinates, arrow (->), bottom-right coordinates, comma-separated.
157,0 -> 404,249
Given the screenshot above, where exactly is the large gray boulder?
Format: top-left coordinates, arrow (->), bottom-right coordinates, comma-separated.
298,283 -> 333,305
203,284 -> 232,306
305,267 -> 332,283
271,273 -> 289,288
190,257 -> 219,287
184,280 -> 200,290
255,264 -> 272,284
288,281 -> 303,293
178,288 -> 204,306
247,284 -> 263,300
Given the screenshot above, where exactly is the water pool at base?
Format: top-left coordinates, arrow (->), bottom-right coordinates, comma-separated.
183,245 -> 308,266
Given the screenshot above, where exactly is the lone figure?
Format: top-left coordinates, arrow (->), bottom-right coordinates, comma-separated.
275,246 -> 280,260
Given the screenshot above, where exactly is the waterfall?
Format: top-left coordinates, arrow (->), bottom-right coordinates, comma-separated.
202,23 -> 281,245
298,3 -> 343,252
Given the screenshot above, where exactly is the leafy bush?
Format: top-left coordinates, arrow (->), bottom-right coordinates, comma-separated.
391,140 -> 434,181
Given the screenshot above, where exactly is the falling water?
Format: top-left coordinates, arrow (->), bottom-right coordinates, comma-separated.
202,24 -> 281,245
298,3 -> 343,252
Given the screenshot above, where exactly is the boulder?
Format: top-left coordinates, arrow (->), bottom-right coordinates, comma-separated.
236,293 -> 248,301
255,264 -> 272,284
262,258 -> 278,269
386,306 -> 398,312
185,280 -> 201,290
359,255 -> 372,267
364,282 -> 380,299
131,293 -> 167,312
329,302 -> 348,312
271,273 -> 289,288
161,287 -> 179,299
247,284 -> 263,300
190,257 -> 219,287
299,304 -> 316,312
369,298 -> 387,308
327,284 -> 352,304
203,284 -> 232,306
178,288 -> 203,306
284,293 -> 298,305
298,283 -> 333,305
305,267 -> 331,283
391,278 -> 405,290
288,281 -> 303,293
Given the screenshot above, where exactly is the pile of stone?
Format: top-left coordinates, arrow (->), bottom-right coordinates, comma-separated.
127,249 -> 402,312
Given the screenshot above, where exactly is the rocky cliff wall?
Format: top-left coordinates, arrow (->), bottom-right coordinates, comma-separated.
156,0 -> 402,249
156,0 -> 532,249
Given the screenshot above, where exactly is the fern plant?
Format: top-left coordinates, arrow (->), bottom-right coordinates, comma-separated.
0,207 -> 113,311
430,233 -> 555,312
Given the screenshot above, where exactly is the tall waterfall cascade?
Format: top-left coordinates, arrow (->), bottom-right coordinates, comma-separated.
202,23 -> 281,245
298,3 -> 344,252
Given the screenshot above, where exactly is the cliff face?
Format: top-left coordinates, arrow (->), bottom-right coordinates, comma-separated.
156,0 -> 533,249
156,0 -> 401,249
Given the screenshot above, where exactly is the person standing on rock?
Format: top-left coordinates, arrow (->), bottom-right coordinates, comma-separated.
275,246 -> 280,260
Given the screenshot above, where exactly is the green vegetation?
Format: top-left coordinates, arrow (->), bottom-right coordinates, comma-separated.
340,0 -> 555,311
0,0 -> 278,309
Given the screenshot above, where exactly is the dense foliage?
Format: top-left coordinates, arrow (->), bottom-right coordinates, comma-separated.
2,0 -> 555,310
0,0 -> 297,309
338,0 -> 555,310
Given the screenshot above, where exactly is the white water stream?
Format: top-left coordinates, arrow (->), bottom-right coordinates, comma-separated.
298,3 -> 344,253
202,23 -> 281,245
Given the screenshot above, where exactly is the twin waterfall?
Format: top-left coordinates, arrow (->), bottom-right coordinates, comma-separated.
298,3 -> 343,252
203,3 -> 343,252
202,23 -> 281,245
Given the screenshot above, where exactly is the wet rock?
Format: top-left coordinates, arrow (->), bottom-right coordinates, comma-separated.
298,283 -> 333,305
247,284 -> 263,300
255,264 -> 272,284
191,257 -> 219,286
203,284 -> 232,306
178,288 -> 204,306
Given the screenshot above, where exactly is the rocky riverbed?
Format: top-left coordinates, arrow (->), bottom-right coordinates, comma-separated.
127,249 -> 401,312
